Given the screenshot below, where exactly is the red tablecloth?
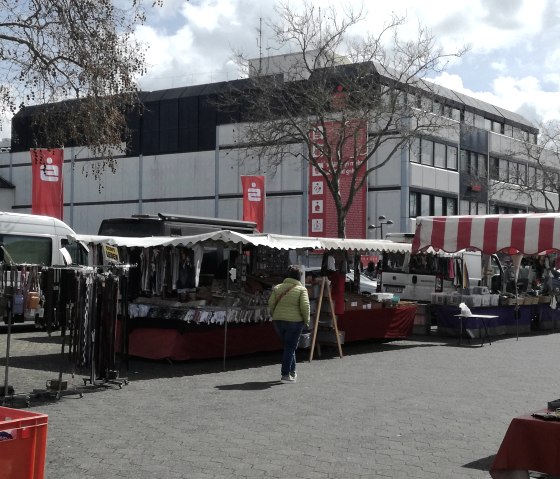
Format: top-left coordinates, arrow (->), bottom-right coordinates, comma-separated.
128,322 -> 280,361
490,411 -> 560,478
338,305 -> 417,341
124,304 -> 417,360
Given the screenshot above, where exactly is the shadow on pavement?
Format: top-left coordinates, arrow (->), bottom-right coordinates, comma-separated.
15,334 -> 63,344
463,454 -> 494,471
0,353 -> 68,373
215,380 -> 283,391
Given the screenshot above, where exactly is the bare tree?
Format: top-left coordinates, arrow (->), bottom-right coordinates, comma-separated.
488,120 -> 560,212
218,1 -> 468,237
0,0 -> 157,183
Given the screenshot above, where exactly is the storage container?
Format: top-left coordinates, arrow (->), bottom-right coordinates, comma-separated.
0,406 -> 48,479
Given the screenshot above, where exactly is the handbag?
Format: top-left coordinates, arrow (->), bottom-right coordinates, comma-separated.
270,284 -> 296,315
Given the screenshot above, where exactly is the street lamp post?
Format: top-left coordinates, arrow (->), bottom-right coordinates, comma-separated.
367,224 -> 380,239
378,215 -> 394,240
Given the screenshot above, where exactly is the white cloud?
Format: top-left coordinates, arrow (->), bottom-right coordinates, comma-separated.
490,60 -> 507,73
132,0 -> 560,123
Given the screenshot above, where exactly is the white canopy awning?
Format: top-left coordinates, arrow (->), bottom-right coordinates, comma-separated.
75,231 -> 413,253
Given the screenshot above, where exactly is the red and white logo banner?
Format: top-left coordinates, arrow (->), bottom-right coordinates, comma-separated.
31,148 -> 64,219
241,175 -> 265,232
308,120 -> 367,238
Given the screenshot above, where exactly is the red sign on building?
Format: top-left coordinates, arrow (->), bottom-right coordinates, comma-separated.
241,175 -> 265,232
31,148 -> 64,220
307,120 -> 367,238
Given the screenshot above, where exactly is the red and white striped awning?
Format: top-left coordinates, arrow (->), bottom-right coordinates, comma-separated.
412,213 -> 560,255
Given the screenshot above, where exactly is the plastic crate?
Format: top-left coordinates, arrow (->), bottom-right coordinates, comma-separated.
0,406 -> 48,479
431,293 -> 446,305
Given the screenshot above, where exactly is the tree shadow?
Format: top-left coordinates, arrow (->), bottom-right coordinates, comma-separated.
215,380 -> 283,391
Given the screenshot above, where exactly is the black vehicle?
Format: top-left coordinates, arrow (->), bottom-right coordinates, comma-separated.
98,213 -> 257,237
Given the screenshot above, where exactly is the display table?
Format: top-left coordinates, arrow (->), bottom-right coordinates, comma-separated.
434,304 -> 560,338
122,304 -> 417,360
490,410 -> 560,479
126,322 -> 280,361
338,305 -> 417,341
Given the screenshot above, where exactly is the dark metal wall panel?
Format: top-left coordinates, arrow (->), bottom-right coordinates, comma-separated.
178,97 -> 199,151
141,102 -> 160,156
198,96 -> 216,151
460,125 -> 488,154
159,100 -> 179,154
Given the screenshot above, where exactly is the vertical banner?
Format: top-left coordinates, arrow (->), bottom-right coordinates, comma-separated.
308,120 -> 367,238
241,175 -> 265,232
31,148 -> 64,219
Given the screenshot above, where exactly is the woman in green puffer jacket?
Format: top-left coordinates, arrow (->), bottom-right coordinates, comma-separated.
269,265 -> 310,383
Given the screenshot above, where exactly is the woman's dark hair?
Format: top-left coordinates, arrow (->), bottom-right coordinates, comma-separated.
286,265 -> 302,280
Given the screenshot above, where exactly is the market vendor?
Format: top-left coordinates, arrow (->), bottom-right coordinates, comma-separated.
322,251 -> 346,316
177,248 -> 196,290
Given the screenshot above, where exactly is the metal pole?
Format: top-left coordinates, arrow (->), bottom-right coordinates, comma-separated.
138,154 -> 143,215
222,252 -> 230,371
215,127 -> 220,218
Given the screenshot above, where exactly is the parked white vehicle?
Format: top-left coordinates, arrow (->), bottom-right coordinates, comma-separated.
346,270 -> 377,294
0,212 -> 87,266
380,243 -> 503,303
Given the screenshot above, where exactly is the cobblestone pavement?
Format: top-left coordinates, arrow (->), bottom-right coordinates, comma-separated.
1,324 -> 560,479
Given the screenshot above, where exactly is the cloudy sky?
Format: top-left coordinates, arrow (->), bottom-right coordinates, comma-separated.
135,0 -> 560,125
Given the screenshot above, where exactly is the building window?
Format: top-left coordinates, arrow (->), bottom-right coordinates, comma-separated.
477,154 -> 487,177
462,200 -> 487,215
420,194 -> 431,216
492,121 -> 503,134
410,138 -> 420,163
460,149 -> 469,172
447,146 -> 458,170
434,142 -> 446,168
489,157 -> 499,180
409,192 -> 457,218
446,197 -> 457,216
409,192 -> 417,217
421,139 -> 433,166
499,159 -> 509,182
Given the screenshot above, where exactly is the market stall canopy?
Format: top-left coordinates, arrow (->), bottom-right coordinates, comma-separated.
74,231 -> 412,253
412,213 -> 560,255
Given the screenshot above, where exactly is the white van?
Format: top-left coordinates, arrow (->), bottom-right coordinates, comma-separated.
0,212 -> 88,266
380,246 -> 503,303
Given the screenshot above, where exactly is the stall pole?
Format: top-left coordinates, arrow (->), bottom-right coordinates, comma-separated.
222,253 -> 230,371
2,295 -> 12,405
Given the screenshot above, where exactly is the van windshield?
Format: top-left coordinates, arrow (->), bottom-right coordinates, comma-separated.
61,239 -> 89,265
0,235 -> 52,265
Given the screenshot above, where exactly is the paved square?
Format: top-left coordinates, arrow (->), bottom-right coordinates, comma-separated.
1,325 -> 559,478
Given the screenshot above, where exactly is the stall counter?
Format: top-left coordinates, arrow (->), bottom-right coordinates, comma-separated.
121,304 -> 418,361
433,303 -> 560,338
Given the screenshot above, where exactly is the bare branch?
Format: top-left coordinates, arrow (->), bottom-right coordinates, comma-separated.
217,1 -> 468,236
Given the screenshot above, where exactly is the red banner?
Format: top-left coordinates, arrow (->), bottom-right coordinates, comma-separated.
308,120 -> 367,238
241,175 -> 265,232
31,148 -> 64,219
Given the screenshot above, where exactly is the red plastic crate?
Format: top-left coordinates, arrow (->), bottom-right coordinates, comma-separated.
0,406 -> 48,479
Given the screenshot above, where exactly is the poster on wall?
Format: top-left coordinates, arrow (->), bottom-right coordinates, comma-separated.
30,148 -> 64,220
241,175 -> 265,232
307,120 -> 367,238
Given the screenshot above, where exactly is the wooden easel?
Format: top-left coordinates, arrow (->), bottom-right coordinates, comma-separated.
309,276 -> 343,361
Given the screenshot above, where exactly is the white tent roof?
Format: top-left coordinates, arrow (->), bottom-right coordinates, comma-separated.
74,231 -> 412,253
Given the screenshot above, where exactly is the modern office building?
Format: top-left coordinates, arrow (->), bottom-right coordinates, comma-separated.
0,56 -> 550,236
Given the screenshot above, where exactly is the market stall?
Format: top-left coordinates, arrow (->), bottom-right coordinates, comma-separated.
412,213 -> 560,338
77,231 -> 415,361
